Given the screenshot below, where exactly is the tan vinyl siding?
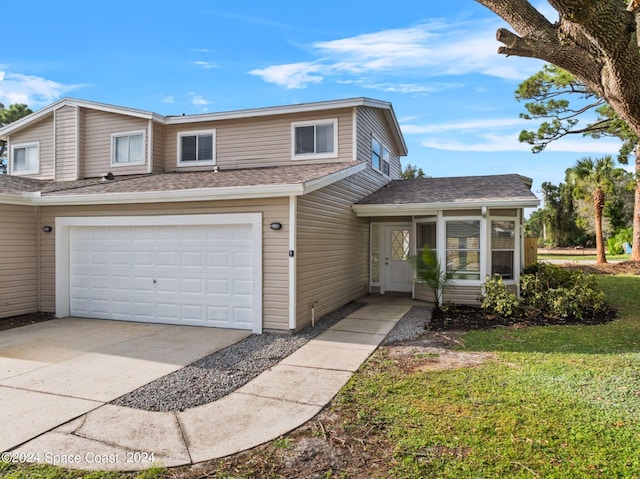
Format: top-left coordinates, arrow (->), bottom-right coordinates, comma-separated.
0,204 -> 38,318
444,209 -> 482,217
9,116 -> 54,180
163,108 -> 353,172
356,106 -> 402,179
78,109 -> 85,179
82,109 -> 149,178
416,284 -> 482,305
55,105 -> 78,181
152,122 -> 165,173
296,168 -> 388,329
38,198 -> 290,330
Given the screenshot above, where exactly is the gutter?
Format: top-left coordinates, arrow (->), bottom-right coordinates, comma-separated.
352,199 -> 541,217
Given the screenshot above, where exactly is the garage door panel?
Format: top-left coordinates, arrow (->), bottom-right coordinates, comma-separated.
68,222 -> 259,331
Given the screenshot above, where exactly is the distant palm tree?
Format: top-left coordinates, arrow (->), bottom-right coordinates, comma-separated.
567,156 -> 620,264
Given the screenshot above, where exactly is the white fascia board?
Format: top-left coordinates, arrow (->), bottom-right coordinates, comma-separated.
301,163 -> 366,195
352,199 -> 541,217
33,183 -> 305,206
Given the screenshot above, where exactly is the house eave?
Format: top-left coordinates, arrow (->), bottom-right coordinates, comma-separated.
352,199 -> 540,217
31,184 -> 306,206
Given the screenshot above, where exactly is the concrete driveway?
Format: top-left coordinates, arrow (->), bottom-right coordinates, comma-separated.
0,318 -> 249,452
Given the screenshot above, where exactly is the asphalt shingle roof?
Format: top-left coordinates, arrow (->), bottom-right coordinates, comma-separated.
356,174 -> 538,205
0,162 -> 358,197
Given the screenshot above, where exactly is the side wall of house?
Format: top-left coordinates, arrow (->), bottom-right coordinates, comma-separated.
38,198 -> 291,330
55,105 -> 78,181
8,116 -> 55,180
162,108 -> 354,172
152,122 -> 165,173
296,168 -> 388,329
356,107 -> 402,179
0,204 -> 39,318
81,109 -> 150,178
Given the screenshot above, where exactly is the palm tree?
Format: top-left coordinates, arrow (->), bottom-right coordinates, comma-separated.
567,156 -> 620,264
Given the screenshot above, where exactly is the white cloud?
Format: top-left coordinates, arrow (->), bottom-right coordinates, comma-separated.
422,131 -> 622,154
249,62 -> 324,89
194,61 -> 218,69
0,71 -> 84,107
162,95 -> 175,104
188,93 -> 211,106
249,20 -> 540,89
338,79 -> 463,94
402,118 -> 529,134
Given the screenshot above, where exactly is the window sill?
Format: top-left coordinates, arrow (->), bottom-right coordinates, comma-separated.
177,161 -> 216,167
11,169 -> 40,176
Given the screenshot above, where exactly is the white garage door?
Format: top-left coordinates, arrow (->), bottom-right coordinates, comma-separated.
67,221 -> 260,331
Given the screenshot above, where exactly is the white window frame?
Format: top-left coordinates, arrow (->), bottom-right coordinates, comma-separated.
110,130 -> 146,167
371,136 -> 390,177
291,118 -> 338,160
445,217 -> 482,283
177,129 -> 216,167
11,142 -> 40,175
489,216 -> 518,282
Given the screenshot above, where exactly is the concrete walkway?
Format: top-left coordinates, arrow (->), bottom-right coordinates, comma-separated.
5,304 -> 410,471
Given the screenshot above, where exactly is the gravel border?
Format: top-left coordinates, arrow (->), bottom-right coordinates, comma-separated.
381,306 -> 431,345
112,302 -> 364,412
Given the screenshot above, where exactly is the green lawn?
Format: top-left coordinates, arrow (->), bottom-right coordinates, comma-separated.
538,253 -> 631,262
2,275 -> 639,478
339,274 -> 640,478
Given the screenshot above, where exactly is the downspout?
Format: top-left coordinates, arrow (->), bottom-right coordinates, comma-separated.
288,195 -> 297,330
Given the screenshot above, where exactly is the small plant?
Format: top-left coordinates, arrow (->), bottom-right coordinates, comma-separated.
411,247 -> 455,313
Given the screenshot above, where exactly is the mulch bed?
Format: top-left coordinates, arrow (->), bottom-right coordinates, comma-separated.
427,305 -> 616,332
0,312 -> 55,332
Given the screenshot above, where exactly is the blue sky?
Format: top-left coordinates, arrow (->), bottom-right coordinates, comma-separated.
1,0 -> 626,199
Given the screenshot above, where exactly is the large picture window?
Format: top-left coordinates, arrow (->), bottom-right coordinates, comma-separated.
491,220 -> 516,279
292,119 -> 337,159
11,142 -> 40,174
178,130 -> 215,165
446,220 -> 480,280
111,131 -> 145,166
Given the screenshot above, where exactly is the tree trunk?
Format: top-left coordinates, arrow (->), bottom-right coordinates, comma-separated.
594,189 -> 607,264
632,147 -> 640,261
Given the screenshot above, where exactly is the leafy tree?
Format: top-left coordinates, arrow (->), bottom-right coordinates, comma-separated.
566,156 -> 621,263
476,0 -> 640,260
0,103 -> 33,174
537,180 -> 586,247
401,163 -> 426,179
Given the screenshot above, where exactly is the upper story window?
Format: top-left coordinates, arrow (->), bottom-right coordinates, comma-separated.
292,119 -> 337,160
111,130 -> 145,166
371,137 -> 390,176
11,142 -> 40,175
177,130 -> 215,166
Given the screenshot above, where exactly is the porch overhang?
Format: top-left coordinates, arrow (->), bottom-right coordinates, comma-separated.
352,199 -> 540,217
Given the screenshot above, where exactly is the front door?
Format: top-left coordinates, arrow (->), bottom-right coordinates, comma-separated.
384,225 -> 413,292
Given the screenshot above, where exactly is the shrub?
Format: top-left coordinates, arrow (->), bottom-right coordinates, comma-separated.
482,263 -> 608,321
607,227 -> 633,255
481,275 -> 521,317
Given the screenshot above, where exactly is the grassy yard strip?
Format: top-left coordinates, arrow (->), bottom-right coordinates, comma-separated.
538,253 -> 631,262
337,274 -> 640,478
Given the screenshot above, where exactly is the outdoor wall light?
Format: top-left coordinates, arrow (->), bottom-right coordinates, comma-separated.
41,226 -> 53,233
269,222 -> 282,231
